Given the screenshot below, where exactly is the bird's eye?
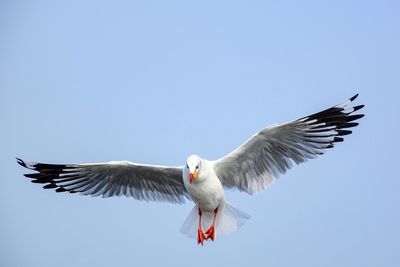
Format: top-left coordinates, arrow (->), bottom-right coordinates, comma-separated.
186,164 -> 189,168
196,165 -> 199,169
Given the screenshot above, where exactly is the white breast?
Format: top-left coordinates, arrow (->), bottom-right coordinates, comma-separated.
183,160 -> 225,212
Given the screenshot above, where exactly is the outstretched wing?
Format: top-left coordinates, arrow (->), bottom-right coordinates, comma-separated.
17,159 -> 189,204
212,94 -> 364,195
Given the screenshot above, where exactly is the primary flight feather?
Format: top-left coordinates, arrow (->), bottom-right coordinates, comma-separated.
17,94 -> 364,245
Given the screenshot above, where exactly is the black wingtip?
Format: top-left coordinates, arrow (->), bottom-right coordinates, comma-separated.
353,105 -> 365,112
16,157 -> 27,168
334,137 -> 344,142
350,94 -> 359,101
348,114 -> 365,122
336,130 -> 352,136
24,173 -> 40,179
43,184 -> 58,189
56,187 -> 67,193
337,122 -> 359,129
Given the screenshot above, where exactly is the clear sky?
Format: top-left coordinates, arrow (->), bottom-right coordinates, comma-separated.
1,1 -> 399,266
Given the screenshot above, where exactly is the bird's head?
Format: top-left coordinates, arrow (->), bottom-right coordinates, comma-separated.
185,154 -> 202,184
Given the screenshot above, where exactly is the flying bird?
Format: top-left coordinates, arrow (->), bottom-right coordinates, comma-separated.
17,94 -> 364,245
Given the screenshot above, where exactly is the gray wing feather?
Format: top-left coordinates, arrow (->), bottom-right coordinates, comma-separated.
213,94 -> 364,194
17,159 -> 189,204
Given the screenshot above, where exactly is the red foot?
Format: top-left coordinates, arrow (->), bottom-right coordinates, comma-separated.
197,227 -> 206,245
205,225 -> 216,241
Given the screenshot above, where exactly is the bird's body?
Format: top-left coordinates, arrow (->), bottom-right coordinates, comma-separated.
17,94 -> 365,245
183,157 -> 223,212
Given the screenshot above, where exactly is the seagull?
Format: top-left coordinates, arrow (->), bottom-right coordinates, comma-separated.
17,94 -> 364,245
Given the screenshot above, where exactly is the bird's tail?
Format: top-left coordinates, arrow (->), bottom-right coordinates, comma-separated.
180,202 -> 250,239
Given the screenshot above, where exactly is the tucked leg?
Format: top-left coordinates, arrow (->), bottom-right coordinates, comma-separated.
197,208 -> 206,245
205,207 -> 218,241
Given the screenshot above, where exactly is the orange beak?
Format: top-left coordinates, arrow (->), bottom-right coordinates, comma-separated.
189,172 -> 198,184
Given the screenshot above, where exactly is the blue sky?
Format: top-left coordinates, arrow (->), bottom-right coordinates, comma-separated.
1,0 -> 399,266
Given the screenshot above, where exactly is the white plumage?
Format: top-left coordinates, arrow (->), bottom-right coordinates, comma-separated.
17,94 -> 364,244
